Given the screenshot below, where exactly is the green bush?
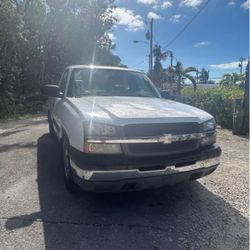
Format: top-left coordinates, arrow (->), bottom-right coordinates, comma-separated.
0,97 -> 47,120
181,87 -> 244,129
0,97 -> 16,119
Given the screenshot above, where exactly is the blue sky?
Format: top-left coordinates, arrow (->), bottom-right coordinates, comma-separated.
110,0 -> 249,81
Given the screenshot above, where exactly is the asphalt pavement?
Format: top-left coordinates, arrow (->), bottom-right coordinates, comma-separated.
0,116 -> 248,250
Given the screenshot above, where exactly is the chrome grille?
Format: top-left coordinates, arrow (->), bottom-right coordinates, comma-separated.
123,123 -> 200,156
124,123 -> 200,137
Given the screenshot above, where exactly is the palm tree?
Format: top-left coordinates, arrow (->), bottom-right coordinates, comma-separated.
151,45 -> 167,87
219,73 -> 245,87
199,68 -> 210,84
173,61 -> 198,94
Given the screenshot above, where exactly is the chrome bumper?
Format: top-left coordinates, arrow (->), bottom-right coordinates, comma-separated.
70,157 -> 220,182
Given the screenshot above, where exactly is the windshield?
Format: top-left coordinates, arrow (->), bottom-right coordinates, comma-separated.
67,68 -> 160,98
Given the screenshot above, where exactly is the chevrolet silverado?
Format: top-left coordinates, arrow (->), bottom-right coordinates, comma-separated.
42,65 -> 221,192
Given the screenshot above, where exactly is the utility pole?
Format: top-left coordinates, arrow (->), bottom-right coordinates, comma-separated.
150,18 -> 153,73
169,51 -> 173,66
146,19 -> 154,74
239,57 -> 246,74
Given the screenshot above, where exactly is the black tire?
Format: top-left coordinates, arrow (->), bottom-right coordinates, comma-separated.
48,113 -> 56,137
62,136 -> 79,193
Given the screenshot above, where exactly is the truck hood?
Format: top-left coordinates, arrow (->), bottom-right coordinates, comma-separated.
68,96 -> 213,124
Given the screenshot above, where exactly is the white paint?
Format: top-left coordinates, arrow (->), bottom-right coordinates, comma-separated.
69,96 -> 213,123
49,66 -> 214,152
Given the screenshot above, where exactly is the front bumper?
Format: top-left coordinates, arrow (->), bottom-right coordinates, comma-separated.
70,144 -> 221,192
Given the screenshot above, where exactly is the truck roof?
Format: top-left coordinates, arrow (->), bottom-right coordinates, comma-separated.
67,65 -> 142,73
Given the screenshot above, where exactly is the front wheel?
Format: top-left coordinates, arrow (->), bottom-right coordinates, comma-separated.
62,137 -> 79,193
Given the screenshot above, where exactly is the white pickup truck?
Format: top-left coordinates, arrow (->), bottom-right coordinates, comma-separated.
42,65 -> 221,192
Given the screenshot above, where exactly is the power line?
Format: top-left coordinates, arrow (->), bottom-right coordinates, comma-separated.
131,60 -> 146,68
131,1 -> 211,70
162,0 -> 211,50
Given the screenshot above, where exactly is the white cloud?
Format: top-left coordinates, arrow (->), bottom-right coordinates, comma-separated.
161,1 -> 173,9
180,0 -> 204,8
112,8 -> 144,31
137,0 -> 158,4
147,11 -> 163,19
227,0 -> 236,7
209,61 -> 248,70
241,0 -> 249,9
107,33 -> 116,41
152,0 -> 172,10
169,14 -> 182,23
194,41 -> 211,47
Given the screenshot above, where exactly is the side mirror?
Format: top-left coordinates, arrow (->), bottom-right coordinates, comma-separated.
160,90 -> 170,99
42,85 -> 63,98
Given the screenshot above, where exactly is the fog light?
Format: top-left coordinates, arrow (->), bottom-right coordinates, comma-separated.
84,143 -> 122,154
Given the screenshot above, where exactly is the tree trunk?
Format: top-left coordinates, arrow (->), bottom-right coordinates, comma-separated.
193,82 -> 197,92
177,76 -> 181,95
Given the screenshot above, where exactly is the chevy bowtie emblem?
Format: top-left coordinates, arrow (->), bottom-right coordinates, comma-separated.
161,134 -> 172,144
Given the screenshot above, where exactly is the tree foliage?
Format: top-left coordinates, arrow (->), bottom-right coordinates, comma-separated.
152,57 -> 198,94
198,68 -> 209,84
182,86 -> 244,129
161,61 -> 198,94
219,73 -> 245,87
151,45 -> 166,87
0,0 -> 123,118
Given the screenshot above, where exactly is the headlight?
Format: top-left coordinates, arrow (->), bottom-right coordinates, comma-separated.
201,119 -> 216,146
84,143 -> 122,154
201,133 -> 216,146
87,123 -> 117,137
85,123 -> 121,154
202,118 -> 216,131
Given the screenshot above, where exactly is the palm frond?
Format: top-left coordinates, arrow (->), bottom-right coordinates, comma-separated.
183,67 -> 198,74
222,74 -> 232,79
184,73 -> 197,91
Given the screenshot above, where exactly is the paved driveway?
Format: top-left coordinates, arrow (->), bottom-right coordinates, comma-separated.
0,117 -> 248,250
